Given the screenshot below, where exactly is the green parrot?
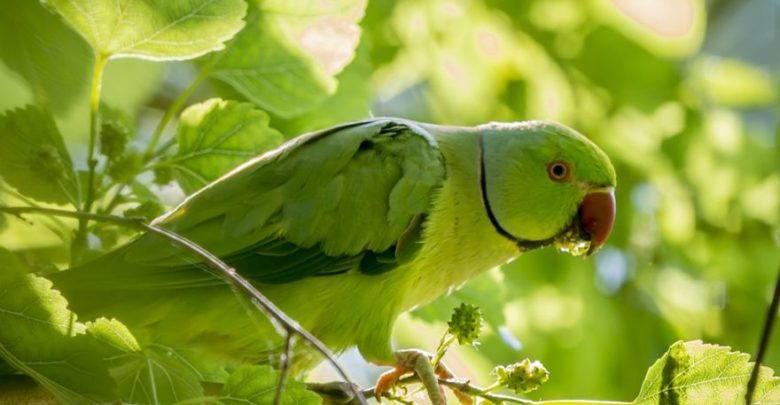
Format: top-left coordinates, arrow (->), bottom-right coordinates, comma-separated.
47,118 -> 616,402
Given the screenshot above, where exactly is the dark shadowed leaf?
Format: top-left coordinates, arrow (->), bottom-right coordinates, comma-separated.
0,0 -> 91,113
0,105 -> 79,205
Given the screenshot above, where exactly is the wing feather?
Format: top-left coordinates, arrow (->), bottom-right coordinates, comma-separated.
49,118 -> 446,295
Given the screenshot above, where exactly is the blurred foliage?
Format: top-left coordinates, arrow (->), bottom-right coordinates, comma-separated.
0,0 -> 778,403
392,0 -> 780,400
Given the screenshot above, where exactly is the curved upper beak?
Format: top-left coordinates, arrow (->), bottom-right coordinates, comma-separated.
579,187 -> 616,256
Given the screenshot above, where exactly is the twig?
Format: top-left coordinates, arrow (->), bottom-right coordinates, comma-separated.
358,376 -> 531,404
73,53 -> 109,265
0,205 -> 367,405
351,376 -> 630,405
143,64 -> 212,160
432,334 -> 456,369
746,261 -> 780,405
274,333 -> 294,405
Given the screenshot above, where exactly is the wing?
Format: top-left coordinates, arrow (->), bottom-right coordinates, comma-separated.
49,118 -> 445,293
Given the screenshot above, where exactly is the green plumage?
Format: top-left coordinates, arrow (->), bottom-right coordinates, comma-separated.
47,118 -> 615,369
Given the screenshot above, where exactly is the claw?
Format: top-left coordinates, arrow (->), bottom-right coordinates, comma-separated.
372,349 -> 473,405
374,364 -> 413,400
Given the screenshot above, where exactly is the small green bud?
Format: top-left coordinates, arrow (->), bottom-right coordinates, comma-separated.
447,303 -> 483,345
100,121 -> 129,161
107,152 -> 143,183
153,166 -> 174,185
493,358 -> 549,394
123,200 -> 163,221
98,103 -> 135,162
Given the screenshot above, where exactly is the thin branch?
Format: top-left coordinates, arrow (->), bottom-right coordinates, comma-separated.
746,261 -> 780,405
274,333 -> 294,405
353,376 -> 629,405
144,64 -> 212,160
432,333 -> 456,369
73,53 -> 109,265
0,205 -> 367,405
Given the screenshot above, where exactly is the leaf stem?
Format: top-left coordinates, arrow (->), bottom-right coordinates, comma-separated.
144,65 -> 211,160
0,184 -> 69,240
72,53 -> 108,265
0,205 -> 367,405
432,334 -> 456,369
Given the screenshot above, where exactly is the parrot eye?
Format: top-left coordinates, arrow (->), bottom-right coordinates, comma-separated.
547,161 -> 571,182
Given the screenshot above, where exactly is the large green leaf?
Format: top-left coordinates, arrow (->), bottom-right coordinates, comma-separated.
276,41 -> 372,135
210,0 -> 366,117
0,249 -> 138,404
47,0 -> 247,60
112,345 -> 204,405
0,105 -> 80,205
0,0 -> 91,113
164,98 -> 284,193
220,365 -> 321,405
632,340 -> 780,404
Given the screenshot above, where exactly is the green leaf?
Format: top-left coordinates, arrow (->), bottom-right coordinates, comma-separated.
276,41 -> 372,135
0,0 -> 91,113
112,345 -> 204,405
220,365 -> 321,405
0,249 -> 138,404
47,0 -> 248,60
165,98 -> 284,194
0,105 -> 80,205
210,0 -> 366,117
0,249 -> 201,405
632,340 -> 780,404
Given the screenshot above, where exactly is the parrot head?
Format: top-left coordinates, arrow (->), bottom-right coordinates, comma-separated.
479,121 -> 616,256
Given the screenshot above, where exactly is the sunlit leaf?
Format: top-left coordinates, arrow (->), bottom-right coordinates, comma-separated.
632,341 -> 780,404
0,249 -> 138,404
46,0 -> 248,60
210,0 -> 366,117
220,365 -> 321,405
164,98 -> 284,193
0,105 -> 79,205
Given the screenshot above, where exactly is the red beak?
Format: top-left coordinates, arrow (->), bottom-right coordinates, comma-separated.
579,188 -> 616,256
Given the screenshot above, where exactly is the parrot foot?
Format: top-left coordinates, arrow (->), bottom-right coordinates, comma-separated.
373,349 -> 472,405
